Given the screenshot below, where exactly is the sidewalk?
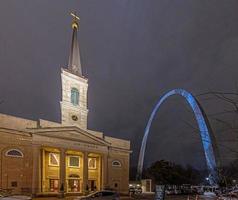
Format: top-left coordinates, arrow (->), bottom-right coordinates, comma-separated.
33,197 -> 134,200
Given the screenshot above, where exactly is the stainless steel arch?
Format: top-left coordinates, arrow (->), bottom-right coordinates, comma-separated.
137,89 -> 219,184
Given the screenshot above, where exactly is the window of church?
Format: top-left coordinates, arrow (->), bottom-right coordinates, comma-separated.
49,153 -> 60,166
88,158 -> 97,169
68,156 -> 80,168
112,160 -> 122,167
5,149 -> 23,158
71,88 -> 79,106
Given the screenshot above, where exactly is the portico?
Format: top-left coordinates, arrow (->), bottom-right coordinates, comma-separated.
30,126 -> 112,196
38,148 -> 102,194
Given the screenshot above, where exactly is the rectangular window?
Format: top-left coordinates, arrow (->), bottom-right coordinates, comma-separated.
68,156 -> 80,168
49,153 -> 60,166
88,158 -> 97,169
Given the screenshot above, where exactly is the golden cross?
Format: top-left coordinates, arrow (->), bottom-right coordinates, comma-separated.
71,12 -> 80,21
70,12 -> 80,29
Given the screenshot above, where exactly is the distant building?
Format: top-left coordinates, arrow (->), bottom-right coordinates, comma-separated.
0,14 -> 131,196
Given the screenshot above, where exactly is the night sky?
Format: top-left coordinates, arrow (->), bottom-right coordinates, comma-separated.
0,1 -> 238,170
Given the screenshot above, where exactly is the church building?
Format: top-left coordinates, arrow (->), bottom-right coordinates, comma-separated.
0,14 -> 131,196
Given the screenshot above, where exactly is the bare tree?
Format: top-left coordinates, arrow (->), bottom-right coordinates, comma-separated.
197,91 -> 238,140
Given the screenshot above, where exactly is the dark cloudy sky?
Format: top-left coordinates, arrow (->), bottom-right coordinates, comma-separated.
0,0 -> 238,169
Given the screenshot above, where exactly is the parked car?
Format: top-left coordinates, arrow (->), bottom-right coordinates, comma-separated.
129,184 -> 142,194
75,190 -> 120,200
220,190 -> 238,199
174,189 -> 182,195
165,189 -> 175,195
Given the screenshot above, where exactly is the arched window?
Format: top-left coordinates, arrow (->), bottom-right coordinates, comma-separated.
112,160 -> 121,167
5,149 -> 23,158
71,88 -> 79,106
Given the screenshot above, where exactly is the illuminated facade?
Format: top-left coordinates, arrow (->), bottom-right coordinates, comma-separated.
0,14 -> 131,196
137,89 -> 219,185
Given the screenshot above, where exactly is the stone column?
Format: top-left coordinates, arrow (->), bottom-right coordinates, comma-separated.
41,149 -> 45,193
59,148 -> 66,195
83,151 -> 88,194
102,154 -> 108,189
32,145 -> 41,196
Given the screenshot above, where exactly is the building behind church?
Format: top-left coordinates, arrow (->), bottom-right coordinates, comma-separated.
0,15 -> 131,196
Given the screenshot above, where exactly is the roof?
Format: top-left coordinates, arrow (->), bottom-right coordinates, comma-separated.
0,113 -> 131,152
68,23 -> 82,76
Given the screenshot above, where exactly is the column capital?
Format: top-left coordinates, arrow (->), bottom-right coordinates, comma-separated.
32,144 -> 41,149
60,148 -> 67,153
83,151 -> 89,155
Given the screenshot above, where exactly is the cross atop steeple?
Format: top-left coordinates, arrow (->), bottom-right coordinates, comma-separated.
68,11 -> 82,76
70,12 -> 80,29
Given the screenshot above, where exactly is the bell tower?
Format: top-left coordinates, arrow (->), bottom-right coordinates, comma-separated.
60,13 -> 88,129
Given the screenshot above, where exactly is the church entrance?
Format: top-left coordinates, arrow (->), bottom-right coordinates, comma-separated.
49,179 -> 59,192
88,180 -> 97,191
112,180 -> 120,192
68,179 -> 80,192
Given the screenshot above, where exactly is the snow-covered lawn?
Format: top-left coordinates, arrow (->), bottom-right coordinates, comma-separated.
0,195 -> 31,200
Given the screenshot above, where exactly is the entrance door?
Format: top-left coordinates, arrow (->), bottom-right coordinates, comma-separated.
88,180 -> 97,191
49,179 -> 59,192
68,179 -> 80,192
112,181 -> 120,192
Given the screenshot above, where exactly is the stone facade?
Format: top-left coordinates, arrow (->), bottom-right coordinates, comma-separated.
61,69 -> 88,129
0,114 -> 131,196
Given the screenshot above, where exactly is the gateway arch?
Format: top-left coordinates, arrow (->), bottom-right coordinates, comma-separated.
137,89 -> 219,184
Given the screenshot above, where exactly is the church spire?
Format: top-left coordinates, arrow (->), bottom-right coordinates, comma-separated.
68,12 -> 82,76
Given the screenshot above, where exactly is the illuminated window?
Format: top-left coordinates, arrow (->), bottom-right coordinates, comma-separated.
69,156 -> 80,168
49,153 -> 60,166
112,160 -> 121,167
71,88 -> 79,106
88,158 -> 97,169
5,149 -> 23,158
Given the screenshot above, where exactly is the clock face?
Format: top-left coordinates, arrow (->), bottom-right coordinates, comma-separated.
71,115 -> 78,121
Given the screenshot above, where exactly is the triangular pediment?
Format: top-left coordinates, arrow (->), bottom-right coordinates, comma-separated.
29,126 -> 110,146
